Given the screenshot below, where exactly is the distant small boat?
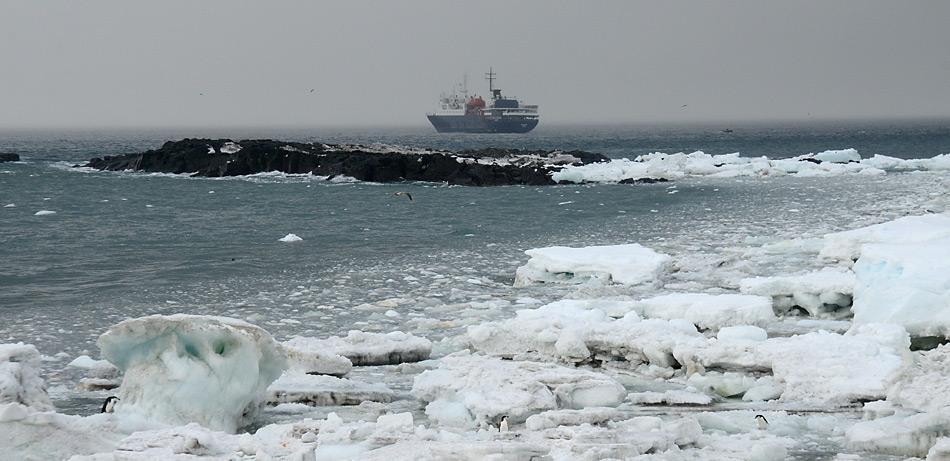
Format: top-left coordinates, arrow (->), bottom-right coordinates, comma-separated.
721,129 -> 734,133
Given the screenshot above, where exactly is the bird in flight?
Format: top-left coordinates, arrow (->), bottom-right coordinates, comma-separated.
393,192 -> 413,201
680,104 -> 688,109
309,89 -> 315,93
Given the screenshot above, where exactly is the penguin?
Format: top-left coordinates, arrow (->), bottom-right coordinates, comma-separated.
101,396 -> 119,413
754,414 -> 769,430
499,415 -> 509,432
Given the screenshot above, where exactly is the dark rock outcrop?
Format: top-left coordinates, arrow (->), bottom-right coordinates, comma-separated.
84,139 -> 610,186
0,153 -> 20,162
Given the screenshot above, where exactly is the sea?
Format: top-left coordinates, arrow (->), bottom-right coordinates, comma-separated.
2,120 -> 949,459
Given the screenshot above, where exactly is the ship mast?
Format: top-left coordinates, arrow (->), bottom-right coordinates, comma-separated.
485,67 -> 496,93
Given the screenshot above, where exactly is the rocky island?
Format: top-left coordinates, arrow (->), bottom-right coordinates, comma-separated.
83,138 -> 611,186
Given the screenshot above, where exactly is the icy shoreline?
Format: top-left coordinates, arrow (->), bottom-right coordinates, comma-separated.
6,210 -> 950,459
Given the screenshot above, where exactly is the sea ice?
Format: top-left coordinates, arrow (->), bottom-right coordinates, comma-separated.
887,345 -> 950,413
631,293 -> 776,330
97,314 -> 286,432
278,233 -> 303,242
284,330 -> 431,366
846,411 -> 950,457
67,355 -> 119,379
467,299 -> 705,367
266,372 -> 395,406
33,210 -> 56,216
513,243 -> 672,287
1,404 -> 122,461
740,268 -> 856,317
0,343 -> 53,410
281,338 -> 353,376
852,237 -> 950,337
819,213 -> 950,262
411,352 -> 626,428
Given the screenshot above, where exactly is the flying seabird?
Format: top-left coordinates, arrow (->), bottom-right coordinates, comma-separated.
393,192 -> 413,201
754,414 -> 769,430
101,396 -> 119,413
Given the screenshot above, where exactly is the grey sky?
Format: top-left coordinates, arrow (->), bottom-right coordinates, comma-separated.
2,1 -> 949,128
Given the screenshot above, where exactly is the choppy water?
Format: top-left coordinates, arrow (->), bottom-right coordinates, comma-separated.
2,121 -> 949,459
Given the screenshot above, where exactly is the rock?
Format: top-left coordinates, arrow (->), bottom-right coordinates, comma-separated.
83,139 -> 610,186
0,153 -> 19,162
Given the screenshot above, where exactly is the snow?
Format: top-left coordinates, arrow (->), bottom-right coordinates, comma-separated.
33,210 -> 56,216
888,345 -> 950,413
514,243 -> 672,286
219,142 -> 242,154
266,372 -> 395,406
97,315 -> 286,432
846,412 -> 950,457
819,213 -> 950,262
852,237 -> 950,337
632,293 -> 776,330
0,343 -> 53,411
278,233 -> 303,242
284,330 -> 431,366
523,407 -> 622,430
691,323 -> 909,405
411,352 -> 626,428
717,325 -> 768,343
740,268 -> 856,317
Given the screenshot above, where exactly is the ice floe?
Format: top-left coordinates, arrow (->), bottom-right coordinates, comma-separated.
284,330 -> 431,367
266,372 -> 395,406
98,315 -> 286,432
819,213 -> 950,263
740,268 -> 856,317
411,352 -> 626,428
514,243 -> 671,286
852,236 -> 950,337
0,343 -> 53,410
33,210 -> 56,216
632,293 -> 776,330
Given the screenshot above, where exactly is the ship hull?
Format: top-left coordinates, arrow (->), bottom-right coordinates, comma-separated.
427,114 -> 538,134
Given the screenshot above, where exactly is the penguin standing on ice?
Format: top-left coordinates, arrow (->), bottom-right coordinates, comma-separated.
101,396 -> 119,413
754,414 -> 769,430
499,415 -> 509,432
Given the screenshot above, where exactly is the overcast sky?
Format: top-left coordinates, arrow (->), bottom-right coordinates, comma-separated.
2,1 -> 949,128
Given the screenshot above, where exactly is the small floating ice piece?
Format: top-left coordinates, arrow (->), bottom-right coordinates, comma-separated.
820,213 -> 950,263
514,243 -> 671,287
67,355 -> 119,379
278,233 -> 303,242
33,210 -> 55,216
3,203 -> 13,208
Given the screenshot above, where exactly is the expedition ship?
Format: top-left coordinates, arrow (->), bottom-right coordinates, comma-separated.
426,68 -> 539,133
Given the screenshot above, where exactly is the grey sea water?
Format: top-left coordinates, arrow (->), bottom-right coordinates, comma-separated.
1,121 -> 949,459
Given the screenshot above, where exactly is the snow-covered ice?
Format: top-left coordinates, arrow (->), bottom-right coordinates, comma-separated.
852,237 -> 950,337
0,343 -> 53,410
266,372 -> 395,406
98,315 -> 286,432
411,352 -> 626,428
284,330 -> 431,366
513,243 -> 672,286
740,268 -> 856,317
819,213 -> 950,262
281,338 -> 353,376
632,293 -> 776,330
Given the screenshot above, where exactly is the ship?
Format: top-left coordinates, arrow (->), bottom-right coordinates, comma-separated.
426,68 -> 539,133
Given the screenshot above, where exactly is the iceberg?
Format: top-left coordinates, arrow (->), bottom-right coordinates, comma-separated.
97,315 -> 286,432
514,243 -> 671,287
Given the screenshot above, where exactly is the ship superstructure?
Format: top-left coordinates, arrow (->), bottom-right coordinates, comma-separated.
427,68 -> 539,134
